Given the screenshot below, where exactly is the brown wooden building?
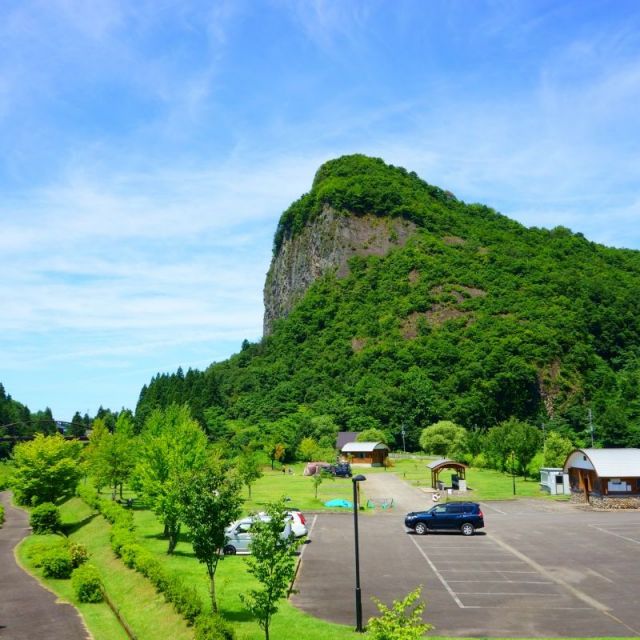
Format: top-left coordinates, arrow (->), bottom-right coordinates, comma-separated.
564,448 -> 640,502
341,441 -> 389,466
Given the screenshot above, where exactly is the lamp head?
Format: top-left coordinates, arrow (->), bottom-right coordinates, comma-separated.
352,474 -> 367,482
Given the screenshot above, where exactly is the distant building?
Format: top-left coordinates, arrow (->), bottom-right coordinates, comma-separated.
336,432 -> 359,451
564,448 -> 640,506
341,441 -> 389,466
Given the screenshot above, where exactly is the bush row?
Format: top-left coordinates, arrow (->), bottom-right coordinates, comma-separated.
77,486 -> 233,638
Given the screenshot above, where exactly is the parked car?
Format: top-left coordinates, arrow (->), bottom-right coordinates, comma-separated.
329,462 -> 352,478
286,509 -> 309,538
257,508 -> 308,539
223,514 -> 294,555
404,502 -> 484,536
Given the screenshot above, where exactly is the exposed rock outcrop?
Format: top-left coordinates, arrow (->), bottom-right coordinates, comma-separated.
263,206 -> 416,335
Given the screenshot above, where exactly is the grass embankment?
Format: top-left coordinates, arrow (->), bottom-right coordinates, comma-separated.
18,497 -> 193,640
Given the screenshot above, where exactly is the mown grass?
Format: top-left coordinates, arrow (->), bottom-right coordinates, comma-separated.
18,497 -> 194,640
242,463 -> 356,512
133,505 -> 358,640
378,458 -> 567,502
18,531 -> 129,640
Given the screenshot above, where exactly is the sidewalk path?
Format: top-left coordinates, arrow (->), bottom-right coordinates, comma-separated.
360,472 -> 433,513
0,491 -> 89,640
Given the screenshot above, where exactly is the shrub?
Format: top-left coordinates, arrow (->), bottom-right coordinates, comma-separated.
30,503 -> 61,534
27,539 -> 68,568
41,548 -> 73,579
72,564 -> 103,603
134,551 -> 169,592
165,575 -> 203,625
0,503 -> 4,527
195,614 -> 236,640
110,523 -> 136,557
120,543 -> 144,569
69,542 -> 89,568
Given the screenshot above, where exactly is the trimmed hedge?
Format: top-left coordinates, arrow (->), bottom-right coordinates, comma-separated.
30,502 -> 61,534
195,614 -> 236,640
78,486 -> 204,626
72,563 -> 104,603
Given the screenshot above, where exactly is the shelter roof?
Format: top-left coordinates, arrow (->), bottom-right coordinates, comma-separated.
341,441 -> 389,453
564,448 -> 640,477
426,458 -> 468,471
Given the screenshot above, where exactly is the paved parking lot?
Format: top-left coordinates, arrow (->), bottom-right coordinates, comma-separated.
292,499 -> 640,637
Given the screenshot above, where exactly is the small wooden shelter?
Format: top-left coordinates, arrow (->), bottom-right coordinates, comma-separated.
341,441 -> 389,466
427,458 -> 467,490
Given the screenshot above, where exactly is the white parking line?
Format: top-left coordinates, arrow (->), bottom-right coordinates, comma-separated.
408,535 -> 465,609
589,524 -> 640,545
447,579 -> 553,584
480,502 -> 507,514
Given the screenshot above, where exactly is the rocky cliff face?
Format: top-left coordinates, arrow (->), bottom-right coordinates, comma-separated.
263,206 -> 416,335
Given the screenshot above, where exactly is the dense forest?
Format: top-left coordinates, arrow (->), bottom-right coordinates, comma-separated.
133,155 -> 640,454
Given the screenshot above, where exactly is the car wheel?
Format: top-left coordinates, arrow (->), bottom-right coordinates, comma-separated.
415,522 -> 428,535
461,523 -> 475,536
223,545 -> 237,555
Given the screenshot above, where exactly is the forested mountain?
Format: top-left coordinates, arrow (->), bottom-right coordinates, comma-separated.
135,155 -> 640,453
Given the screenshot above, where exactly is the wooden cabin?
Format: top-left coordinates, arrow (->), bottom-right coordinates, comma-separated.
341,441 -> 389,466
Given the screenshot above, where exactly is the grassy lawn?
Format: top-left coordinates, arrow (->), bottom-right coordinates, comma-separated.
243,463 -> 356,512
371,458 -> 568,502
133,503 -> 358,640
18,497 -> 194,640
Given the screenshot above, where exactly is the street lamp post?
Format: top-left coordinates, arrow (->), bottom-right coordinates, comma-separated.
352,474 -> 367,633
511,451 -> 516,496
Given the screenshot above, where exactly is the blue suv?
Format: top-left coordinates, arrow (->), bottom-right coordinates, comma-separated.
405,502 -> 484,536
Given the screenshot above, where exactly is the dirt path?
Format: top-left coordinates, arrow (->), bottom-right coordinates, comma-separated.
0,491 -> 89,640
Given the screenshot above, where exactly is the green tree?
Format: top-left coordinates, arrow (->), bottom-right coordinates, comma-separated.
237,452 -> 263,498
179,462 -> 243,613
297,437 -> 319,461
419,421 -> 466,458
264,440 -> 286,470
543,431 -> 574,468
135,405 -> 209,553
69,412 -> 86,437
241,500 -> 300,640
366,586 -> 433,639
11,434 -> 82,505
356,428 -> 389,444
485,418 -> 542,477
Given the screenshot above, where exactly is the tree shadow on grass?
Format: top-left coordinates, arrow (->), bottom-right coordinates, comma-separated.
219,609 -> 254,623
62,512 -> 98,536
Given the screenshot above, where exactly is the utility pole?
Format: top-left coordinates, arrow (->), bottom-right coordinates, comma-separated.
401,425 -> 406,454
588,409 -> 594,447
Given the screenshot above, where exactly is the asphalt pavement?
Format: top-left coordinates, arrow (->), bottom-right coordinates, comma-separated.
0,491 -> 89,640
292,474 -> 640,637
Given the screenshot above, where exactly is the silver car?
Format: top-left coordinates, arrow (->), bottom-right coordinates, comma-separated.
223,514 -> 293,555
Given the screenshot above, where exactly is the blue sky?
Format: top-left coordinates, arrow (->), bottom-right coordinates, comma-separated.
2,0 -> 640,420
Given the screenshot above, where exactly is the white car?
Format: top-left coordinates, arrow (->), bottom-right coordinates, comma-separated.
286,509 -> 309,539
223,513 -> 295,555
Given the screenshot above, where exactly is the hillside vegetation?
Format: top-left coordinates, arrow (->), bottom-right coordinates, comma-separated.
136,154 -> 640,452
